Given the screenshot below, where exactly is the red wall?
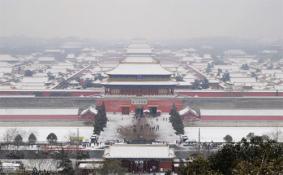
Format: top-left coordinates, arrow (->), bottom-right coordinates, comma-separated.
98,98 -> 183,113
80,112 -> 96,121
159,161 -> 173,170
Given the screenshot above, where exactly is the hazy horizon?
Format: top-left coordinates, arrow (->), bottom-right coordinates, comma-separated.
0,0 -> 282,40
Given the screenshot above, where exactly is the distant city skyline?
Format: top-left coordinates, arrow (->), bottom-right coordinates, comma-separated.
0,0 -> 282,40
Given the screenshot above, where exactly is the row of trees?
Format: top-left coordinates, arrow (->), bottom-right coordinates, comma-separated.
93,103 -> 108,135
169,104 -> 184,135
13,133 -> 37,145
178,135 -> 283,175
10,148 -> 75,175
5,132 -> 58,145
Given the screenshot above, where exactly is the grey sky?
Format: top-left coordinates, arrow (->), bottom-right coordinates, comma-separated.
0,0 -> 282,39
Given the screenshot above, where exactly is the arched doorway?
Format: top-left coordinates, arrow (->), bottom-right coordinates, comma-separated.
149,106 -> 157,116
135,106 -> 144,118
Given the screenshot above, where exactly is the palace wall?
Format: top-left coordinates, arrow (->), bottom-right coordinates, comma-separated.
97,98 -> 183,113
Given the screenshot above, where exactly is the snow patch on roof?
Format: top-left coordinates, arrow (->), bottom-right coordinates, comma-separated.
107,63 -> 172,75
81,106 -> 97,115
104,144 -> 175,159
0,108 -> 79,115
201,109 -> 283,116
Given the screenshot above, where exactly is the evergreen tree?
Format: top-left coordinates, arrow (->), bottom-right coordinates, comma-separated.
201,78 -> 209,89
241,64 -> 249,70
28,133 -> 37,144
211,136 -> 283,175
192,79 -> 201,89
221,71 -> 230,82
169,104 -> 184,135
178,136 -> 283,175
47,133 -> 57,144
57,148 -> 74,175
179,155 -> 221,175
223,134 -> 233,143
14,134 -> 23,145
93,103 -> 108,135
24,70 -> 33,77
100,102 -> 107,128
217,68 -> 222,76
93,110 -> 102,135
206,63 -> 212,73
83,79 -> 93,88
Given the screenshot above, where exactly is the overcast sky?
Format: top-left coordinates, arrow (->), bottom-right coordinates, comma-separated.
0,0 -> 282,40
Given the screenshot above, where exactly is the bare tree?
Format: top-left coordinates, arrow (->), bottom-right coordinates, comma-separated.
2,128 -> 21,143
269,128 -> 282,142
27,159 -> 58,173
118,118 -> 158,142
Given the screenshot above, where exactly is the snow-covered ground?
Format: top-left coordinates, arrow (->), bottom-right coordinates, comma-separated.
98,114 -> 133,143
147,114 -> 179,143
185,127 -> 283,142
0,126 -> 93,142
98,114 -> 178,144
0,113 -> 282,144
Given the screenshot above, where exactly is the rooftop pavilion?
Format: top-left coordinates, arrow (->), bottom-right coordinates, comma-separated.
102,42 -> 177,117
126,40 -> 153,56
104,47 -> 176,96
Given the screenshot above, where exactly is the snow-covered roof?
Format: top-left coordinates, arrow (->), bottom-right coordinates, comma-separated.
0,54 -> 18,62
45,49 -> 64,53
77,56 -> 96,61
37,57 -> 55,62
22,77 -> 48,83
0,108 -> 79,115
81,106 -> 97,115
0,67 -> 12,73
179,107 -> 190,115
104,144 -> 175,159
66,54 -> 76,59
262,69 -> 282,74
128,43 -> 151,49
181,56 -> 194,62
78,163 -> 103,169
126,48 -> 152,55
0,62 -> 12,67
178,81 -> 193,86
107,63 -> 172,76
201,109 -> 283,116
103,81 -> 177,86
179,107 -> 198,116
224,49 -> 246,56
122,56 -> 157,63
69,80 -> 79,85
214,65 -> 239,71
82,73 -> 93,79
126,43 -> 152,55
230,77 -> 257,83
